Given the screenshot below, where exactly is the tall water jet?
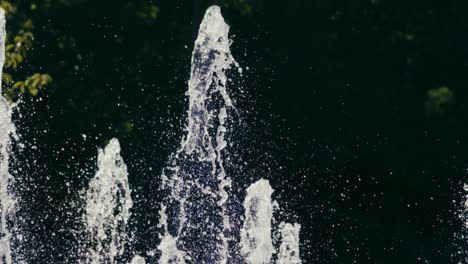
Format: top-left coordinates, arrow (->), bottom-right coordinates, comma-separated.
239,179 -> 274,264
157,5 -> 236,263
156,5 -> 302,263
0,8 -> 18,264
84,138 -> 133,263
277,223 -> 301,264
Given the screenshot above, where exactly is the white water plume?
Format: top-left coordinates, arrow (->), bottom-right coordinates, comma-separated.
157,5 -> 236,263
84,138 -> 133,263
0,8 -> 18,264
156,5 -> 302,264
277,223 -> 301,264
240,179 -> 275,264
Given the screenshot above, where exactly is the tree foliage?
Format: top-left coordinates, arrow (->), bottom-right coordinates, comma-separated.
425,86 -> 454,116
1,0 -> 52,102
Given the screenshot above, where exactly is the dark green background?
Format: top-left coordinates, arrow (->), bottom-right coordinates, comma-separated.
6,0 -> 468,263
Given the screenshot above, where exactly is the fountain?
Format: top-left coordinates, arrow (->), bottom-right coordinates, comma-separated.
156,5 -> 301,264
277,223 -> 301,264
0,8 -> 19,264
0,5 -> 302,263
240,179 -> 275,263
83,138 -> 133,263
157,5 -> 237,263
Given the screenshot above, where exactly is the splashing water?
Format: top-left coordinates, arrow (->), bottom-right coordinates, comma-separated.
157,5 -> 301,264
277,223 -> 301,264
240,179 -> 275,263
0,4 -> 302,263
239,179 -> 302,264
157,5 -> 236,263
83,138 -> 133,263
457,183 -> 468,263
463,183 -> 468,229
130,255 -> 146,264
0,8 -> 19,264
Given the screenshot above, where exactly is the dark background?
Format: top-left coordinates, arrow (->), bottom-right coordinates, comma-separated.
3,0 -> 468,263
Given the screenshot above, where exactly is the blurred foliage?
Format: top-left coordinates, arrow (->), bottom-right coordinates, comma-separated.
119,120 -> 134,137
1,0 -> 52,102
9,73 -> 52,96
394,31 -> 416,41
4,31 -> 33,69
425,86 -> 454,116
137,4 -> 159,23
0,0 -> 14,13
